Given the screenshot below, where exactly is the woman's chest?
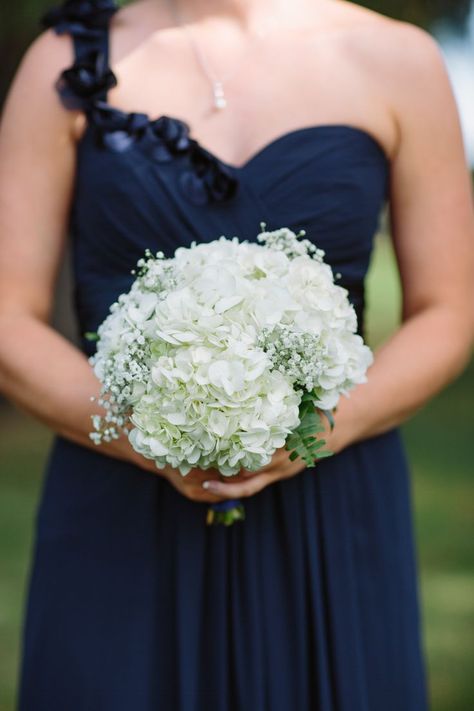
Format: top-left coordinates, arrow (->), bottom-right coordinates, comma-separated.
72,119 -> 389,274
107,24 -> 395,166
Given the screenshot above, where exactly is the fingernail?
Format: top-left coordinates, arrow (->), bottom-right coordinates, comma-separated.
202,481 -> 219,491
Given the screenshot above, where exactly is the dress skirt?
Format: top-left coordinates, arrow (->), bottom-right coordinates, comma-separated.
18,428 -> 428,710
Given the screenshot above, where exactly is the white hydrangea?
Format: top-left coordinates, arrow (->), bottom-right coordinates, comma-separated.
89,226 -> 373,475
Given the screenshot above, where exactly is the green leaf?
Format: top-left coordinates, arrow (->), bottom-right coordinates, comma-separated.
298,420 -> 324,437
315,450 -> 333,459
84,331 -> 99,342
285,433 -> 300,448
320,408 -> 336,431
308,438 -> 327,450
285,400 -> 334,467
206,504 -> 246,527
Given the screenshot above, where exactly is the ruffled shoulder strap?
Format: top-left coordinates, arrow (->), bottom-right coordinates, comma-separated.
41,0 -> 119,112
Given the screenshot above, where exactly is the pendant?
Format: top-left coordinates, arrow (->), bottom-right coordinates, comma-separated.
213,81 -> 227,110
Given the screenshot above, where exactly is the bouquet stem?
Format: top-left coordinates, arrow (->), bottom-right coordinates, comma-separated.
206,499 -> 245,526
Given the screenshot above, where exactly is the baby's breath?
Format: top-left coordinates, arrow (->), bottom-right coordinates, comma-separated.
257,324 -> 327,392
257,223 -> 325,261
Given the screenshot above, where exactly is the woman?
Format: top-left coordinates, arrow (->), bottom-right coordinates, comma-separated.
1,0 -> 473,708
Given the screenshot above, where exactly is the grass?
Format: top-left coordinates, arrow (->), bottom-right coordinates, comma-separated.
0,417 -> 51,710
0,234 -> 473,710
366,233 -> 474,710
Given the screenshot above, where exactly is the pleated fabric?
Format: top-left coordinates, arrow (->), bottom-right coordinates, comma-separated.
18,430 -> 427,710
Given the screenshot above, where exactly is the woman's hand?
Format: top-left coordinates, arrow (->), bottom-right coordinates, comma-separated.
118,431 -> 313,504
201,446 -> 315,500
159,464 -> 242,504
118,436 -> 250,504
125,410 -> 337,503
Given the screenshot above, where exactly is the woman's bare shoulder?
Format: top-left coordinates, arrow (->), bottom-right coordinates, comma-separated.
331,1 -> 446,90
5,27 -> 77,124
329,1 -> 451,136
17,26 -> 74,91
1,27 -> 83,147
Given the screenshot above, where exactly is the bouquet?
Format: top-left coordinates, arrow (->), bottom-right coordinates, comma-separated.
88,225 -> 373,525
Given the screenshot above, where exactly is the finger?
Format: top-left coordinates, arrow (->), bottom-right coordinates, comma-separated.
202,472 -> 272,499
164,478 -> 226,504
188,490 -> 227,504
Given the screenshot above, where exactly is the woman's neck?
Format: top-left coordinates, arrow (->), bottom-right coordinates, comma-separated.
170,0 -> 317,33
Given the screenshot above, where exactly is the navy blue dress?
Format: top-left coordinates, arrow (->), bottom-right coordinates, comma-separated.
18,3 -> 429,709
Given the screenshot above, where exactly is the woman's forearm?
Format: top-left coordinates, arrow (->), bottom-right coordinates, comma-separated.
0,313 -> 119,453
329,304 -> 473,452
0,313 -> 224,490
2,305 -> 472,462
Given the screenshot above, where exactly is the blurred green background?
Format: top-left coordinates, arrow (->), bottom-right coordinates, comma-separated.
0,1 -> 473,710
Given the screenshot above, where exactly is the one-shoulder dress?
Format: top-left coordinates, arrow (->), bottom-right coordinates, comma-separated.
18,3 -> 429,710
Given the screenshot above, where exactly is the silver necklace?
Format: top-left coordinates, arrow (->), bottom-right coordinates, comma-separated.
169,1 -> 276,111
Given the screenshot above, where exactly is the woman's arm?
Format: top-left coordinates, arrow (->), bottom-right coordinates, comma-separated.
0,32 -> 232,504
0,31 -> 135,460
333,25 -> 474,446
0,35 -> 167,470
203,25 -> 474,498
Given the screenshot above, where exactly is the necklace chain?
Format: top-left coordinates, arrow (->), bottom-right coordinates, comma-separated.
168,0 -> 276,111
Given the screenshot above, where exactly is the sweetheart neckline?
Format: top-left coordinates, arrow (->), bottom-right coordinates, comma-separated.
81,113 -> 391,171
204,124 -> 391,170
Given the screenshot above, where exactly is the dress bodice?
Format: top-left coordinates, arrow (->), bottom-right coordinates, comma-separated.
42,0 -> 390,355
